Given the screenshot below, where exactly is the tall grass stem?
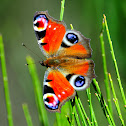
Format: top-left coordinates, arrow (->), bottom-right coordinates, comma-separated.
22,104 -> 33,126
99,18 -> 112,113
103,14 -> 126,108
26,56 -> 48,126
0,35 -> 14,126
60,0 -> 65,21
108,73 -> 125,125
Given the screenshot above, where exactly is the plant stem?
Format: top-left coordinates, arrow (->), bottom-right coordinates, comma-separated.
86,88 -> 98,126
108,73 -> 125,126
75,97 -> 87,126
73,105 -> 81,126
99,18 -> 112,114
0,35 -> 13,126
93,79 -> 116,126
60,0 -> 65,21
103,14 -> 126,108
76,96 -> 92,126
22,104 -> 33,126
26,56 -> 48,126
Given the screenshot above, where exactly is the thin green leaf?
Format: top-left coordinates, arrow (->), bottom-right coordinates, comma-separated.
103,14 -> 126,108
22,104 -> 33,126
93,79 -> 116,126
0,35 -> 14,126
108,73 -> 125,125
26,56 -> 48,126
99,18 -> 112,113
86,88 -> 98,126
60,0 -> 65,21
75,96 -> 87,126
76,97 -> 91,126
73,105 -> 81,126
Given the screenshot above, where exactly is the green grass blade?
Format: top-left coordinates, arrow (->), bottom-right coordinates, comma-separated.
93,79 -> 116,126
76,96 -> 91,126
55,113 -> 62,126
60,0 -> 65,21
56,102 -> 71,126
103,14 -> 126,108
22,104 -> 33,126
73,105 -> 81,126
75,96 -> 87,126
99,18 -> 112,113
71,112 -> 76,126
108,73 -> 125,125
26,56 -> 48,126
70,24 -> 74,30
86,88 -> 98,126
69,100 -> 76,126
0,35 -> 14,126
95,92 -> 112,125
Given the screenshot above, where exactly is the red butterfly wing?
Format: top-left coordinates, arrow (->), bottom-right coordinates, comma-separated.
43,69 -> 75,112
33,11 -> 66,57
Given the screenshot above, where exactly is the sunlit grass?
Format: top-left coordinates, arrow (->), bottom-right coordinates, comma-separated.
99,18 -> 112,113
103,15 -> 126,108
0,35 -> 13,126
26,56 -> 48,126
22,104 -> 33,126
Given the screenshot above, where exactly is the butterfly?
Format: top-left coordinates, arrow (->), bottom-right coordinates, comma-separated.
33,11 -> 95,112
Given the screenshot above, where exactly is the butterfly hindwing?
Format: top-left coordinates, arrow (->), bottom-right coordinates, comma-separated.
43,68 -> 76,112
58,59 -> 95,90
43,58 -> 95,112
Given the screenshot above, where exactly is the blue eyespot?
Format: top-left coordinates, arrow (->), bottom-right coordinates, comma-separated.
74,76 -> 85,87
45,97 -> 59,110
34,14 -> 48,22
43,93 -> 60,110
66,33 -> 78,44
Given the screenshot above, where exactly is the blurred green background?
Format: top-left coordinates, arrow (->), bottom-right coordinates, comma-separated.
0,0 -> 126,125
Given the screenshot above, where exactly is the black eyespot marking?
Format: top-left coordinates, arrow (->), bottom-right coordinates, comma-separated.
34,14 -> 48,22
44,85 -> 54,94
45,79 -> 52,82
66,33 -> 78,44
44,97 -> 60,110
40,43 -> 47,46
34,22 -> 39,27
74,76 -> 85,87
45,97 -> 49,102
35,30 -> 46,40
66,74 -> 74,81
61,42 -> 70,48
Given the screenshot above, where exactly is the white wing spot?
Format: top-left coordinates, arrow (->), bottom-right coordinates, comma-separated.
62,91 -> 65,94
49,25 -> 51,28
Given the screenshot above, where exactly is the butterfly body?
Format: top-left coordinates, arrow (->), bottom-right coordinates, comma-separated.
33,11 -> 95,112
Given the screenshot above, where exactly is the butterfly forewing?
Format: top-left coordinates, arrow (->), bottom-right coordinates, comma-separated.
33,11 -> 66,57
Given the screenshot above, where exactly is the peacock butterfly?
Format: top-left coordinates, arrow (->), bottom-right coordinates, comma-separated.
33,11 -> 95,112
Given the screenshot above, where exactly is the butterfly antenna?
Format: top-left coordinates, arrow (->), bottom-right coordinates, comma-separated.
22,43 -> 43,61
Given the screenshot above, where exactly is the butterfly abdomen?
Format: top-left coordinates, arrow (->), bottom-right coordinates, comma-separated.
43,57 -> 68,68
